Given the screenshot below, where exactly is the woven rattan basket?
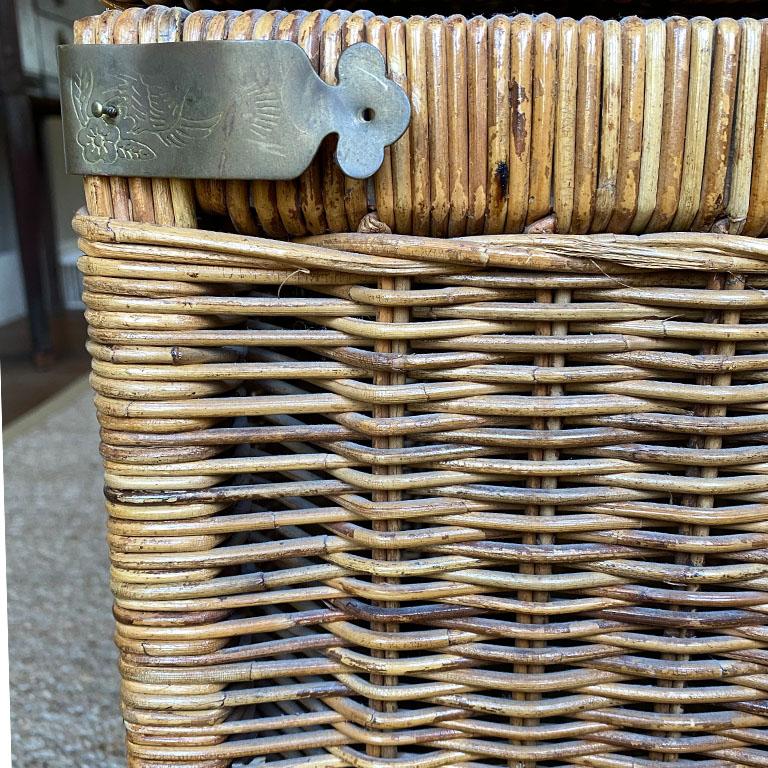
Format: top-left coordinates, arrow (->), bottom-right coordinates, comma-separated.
72,5 -> 768,767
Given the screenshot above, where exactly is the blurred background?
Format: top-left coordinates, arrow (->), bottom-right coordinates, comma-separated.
0,0 -> 96,428
2,4 -> 125,767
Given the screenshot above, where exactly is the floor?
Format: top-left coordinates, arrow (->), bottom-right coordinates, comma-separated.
0,311 -> 90,426
4,380 -> 124,767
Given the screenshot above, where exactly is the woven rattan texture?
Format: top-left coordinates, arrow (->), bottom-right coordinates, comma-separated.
77,210 -> 768,767
100,2 -> 765,14
78,9 -> 768,238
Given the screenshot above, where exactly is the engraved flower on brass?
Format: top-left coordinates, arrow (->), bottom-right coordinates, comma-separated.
69,68 -> 218,168
76,119 -> 120,165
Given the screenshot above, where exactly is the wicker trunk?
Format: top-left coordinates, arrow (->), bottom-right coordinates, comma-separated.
72,6 -> 768,767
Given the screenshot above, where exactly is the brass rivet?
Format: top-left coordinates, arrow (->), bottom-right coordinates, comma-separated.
91,101 -> 118,119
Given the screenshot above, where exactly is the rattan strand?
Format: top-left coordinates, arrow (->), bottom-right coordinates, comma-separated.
75,207 -> 768,767
77,8 -> 768,238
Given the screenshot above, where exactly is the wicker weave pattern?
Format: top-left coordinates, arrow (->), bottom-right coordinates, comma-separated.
100,1 -> 764,11
76,210 -> 768,767
78,8 -> 768,238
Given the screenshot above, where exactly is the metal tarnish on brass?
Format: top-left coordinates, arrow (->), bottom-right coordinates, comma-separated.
57,40 -> 411,180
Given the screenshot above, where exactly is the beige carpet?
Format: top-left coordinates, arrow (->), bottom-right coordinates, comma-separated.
4,378 -> 124,767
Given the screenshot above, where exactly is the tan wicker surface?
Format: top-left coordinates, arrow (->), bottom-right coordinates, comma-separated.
77,8 -> 768,237
71,5 -> 768,767
100,1 -> 765,11
76,207 -> 768,767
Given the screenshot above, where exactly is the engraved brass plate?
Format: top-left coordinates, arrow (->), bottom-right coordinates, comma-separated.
58,40 -> 410,180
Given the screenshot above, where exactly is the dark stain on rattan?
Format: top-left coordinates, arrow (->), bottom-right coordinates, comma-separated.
510,77 -> 528,158
495,160 -> 509,198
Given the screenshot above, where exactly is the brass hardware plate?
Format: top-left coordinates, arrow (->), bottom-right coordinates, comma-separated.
58,40 -> 410,180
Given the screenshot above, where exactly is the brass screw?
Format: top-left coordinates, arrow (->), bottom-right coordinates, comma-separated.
91,101 -> 118,119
